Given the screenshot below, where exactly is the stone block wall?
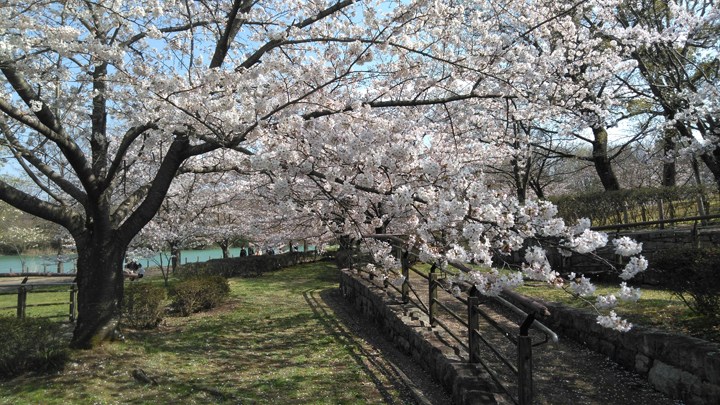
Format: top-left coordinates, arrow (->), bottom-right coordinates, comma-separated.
500,291 -> 720,405
340,268 -> 505,405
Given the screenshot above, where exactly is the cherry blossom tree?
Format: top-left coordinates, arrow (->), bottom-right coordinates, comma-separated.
607,0 -> 720,190
0,0 -> 441,347
0,0 -> 674,348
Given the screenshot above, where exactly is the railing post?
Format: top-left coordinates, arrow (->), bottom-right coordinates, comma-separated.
518,336 -> 533,405
17,286 -> 27,318
692,222 -> 700,248
401,251 -> 409,304
69,284 -> 77,322
429,264 -> 437,326
468,290 -> 480,364
697,195 -> 708,226
518,314 -> 535,405
658,199 -> 665,229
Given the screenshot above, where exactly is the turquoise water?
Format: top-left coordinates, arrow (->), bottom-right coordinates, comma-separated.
0,246 -> 314,273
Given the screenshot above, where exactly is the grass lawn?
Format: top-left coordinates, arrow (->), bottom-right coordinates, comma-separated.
0,283 -> 76,319
406,261 -> 719,343
0,262 -> 412,404
515,280 -> 720,343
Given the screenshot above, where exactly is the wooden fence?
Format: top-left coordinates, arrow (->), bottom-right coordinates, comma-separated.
551,185 -> 720,228
0,283 -> 77,321
360,234 -> 558,405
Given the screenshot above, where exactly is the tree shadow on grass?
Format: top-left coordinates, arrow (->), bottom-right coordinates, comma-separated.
303,288 -> 414,404
0,263 -> 436,404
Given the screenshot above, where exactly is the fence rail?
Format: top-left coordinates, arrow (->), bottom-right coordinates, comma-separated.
590,213 -> 720,231
360,234 -> 558,405
0,283 -> 77,321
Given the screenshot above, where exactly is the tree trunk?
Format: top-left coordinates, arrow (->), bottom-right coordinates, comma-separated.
700,150 -> 720,195
591,126 -> 621,191
662,130 -> 677,187
71,238 -> 126,349
218,240 -> 230,258
171,244 -> 181,273
512,157 -> 528,204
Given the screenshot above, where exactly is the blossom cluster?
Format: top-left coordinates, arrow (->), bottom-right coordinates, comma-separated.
597,311 -> 632,332
0,0 -> 674,337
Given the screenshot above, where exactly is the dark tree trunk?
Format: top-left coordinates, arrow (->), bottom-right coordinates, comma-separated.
662,131 -> 677,187
338,235 -> 354,250
511,155 -> 529,204
71,237 -> 126,349
171,243 -> 181,273
529,178 -> 545,200
218,240 -> 230,258
591,126 -> 621,191
700,150 -> 720,195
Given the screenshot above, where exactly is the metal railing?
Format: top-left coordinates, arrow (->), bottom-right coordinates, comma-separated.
0,283 -> 78,321
359,234 -> 558,405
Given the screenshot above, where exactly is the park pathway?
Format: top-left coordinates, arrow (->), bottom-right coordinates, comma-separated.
352,268 -> 683,405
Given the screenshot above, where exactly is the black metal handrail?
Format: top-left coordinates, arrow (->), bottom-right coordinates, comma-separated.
359,234 -> 559,405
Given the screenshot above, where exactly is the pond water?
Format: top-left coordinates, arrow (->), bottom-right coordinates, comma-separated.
0,245 -> 314,274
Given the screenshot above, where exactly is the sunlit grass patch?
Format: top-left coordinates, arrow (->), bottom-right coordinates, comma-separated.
0,261 -> 410,404
516,280 -> 719,342
0,287 -> 75,319
408,261 -> 718,342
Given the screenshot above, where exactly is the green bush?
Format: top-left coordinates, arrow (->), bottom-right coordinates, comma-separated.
122,283 -> 166,329
198,276 -> 230,310
653,247 -> 720,316
169,276 -> 230,317
0,317 -> 69,379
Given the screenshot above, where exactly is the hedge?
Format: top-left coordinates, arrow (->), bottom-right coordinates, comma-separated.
169,276 -> 230,316
175,251 -> 322,280
122,283 -> 166,329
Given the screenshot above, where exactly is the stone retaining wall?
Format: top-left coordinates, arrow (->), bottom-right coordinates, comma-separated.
499,291 -> 720,405
340,268 -> 504,405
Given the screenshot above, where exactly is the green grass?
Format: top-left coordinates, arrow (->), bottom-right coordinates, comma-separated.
0,262 -> 411,404
409,261 -> 719,342
0,284 -> 75,319
516,280 -> 720,342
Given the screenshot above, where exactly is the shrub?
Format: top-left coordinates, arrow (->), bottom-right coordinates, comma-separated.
198,276 -> 230,310
0,316 -> 69,379
653,246 -> 720,316
122,283 -> 166,329
169,276 -> 230,317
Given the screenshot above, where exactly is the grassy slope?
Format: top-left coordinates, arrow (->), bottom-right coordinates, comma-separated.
407,262 -> 719,343
515,280 -> 720,343
0,262 -> 410,405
